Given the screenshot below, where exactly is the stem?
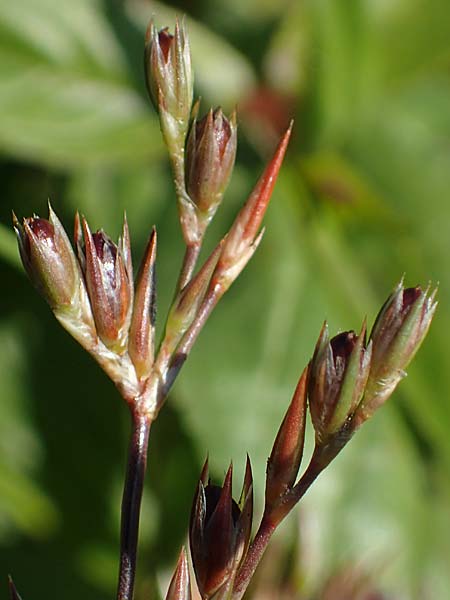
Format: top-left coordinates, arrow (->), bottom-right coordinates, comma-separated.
232,517 -> 275,600
116,411 -> 152,600
291,454 -> 325,500
232,447 -> 330,600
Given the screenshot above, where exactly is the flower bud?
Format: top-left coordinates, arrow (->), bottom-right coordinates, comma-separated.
144,19 -> 193,155
76,216 -> 133,354
190,461 -> 253,599
13,205 -> 80,311
308,321 -> 372,445
355,281 -> 437,424
186,108 -> 237,228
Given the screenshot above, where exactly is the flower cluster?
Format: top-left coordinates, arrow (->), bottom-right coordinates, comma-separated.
10,15 -> 437,600
188,281 -> 436,600
13,18 -> 291,423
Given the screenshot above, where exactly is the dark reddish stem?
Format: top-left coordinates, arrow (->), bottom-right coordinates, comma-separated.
232,516 -> 276,599
232,447 -> 329,600
116,411 -> 152,600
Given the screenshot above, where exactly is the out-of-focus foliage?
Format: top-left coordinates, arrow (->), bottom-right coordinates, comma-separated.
0,0 -> 449,599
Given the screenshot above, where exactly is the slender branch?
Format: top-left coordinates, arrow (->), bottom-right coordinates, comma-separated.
232,448 -> 329,600
232,517 -> 275,600
116,410 -> 152,600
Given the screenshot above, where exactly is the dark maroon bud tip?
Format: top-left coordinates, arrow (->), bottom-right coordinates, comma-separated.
402,286 -> 422,311
330,331 -> 357,362
27,217 -> 55,241
158,28 -> 174,62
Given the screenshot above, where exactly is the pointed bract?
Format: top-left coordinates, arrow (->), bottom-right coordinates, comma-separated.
212,123 -> 292,290
265,366 -> 308,523
165,547 -> 192,600
128,228 -> 157,379
199,456 -> 210,486
120,215 -> 134,301
237,455 -> 253,563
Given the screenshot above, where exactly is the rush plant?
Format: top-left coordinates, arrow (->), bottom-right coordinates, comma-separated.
10,17 -> 436,600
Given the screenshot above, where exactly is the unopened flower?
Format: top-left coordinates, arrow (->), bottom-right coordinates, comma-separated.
308,322 -> 372,445
144,19 -> 193,156
186,108 -> 237,229
76,215 -> 133,354
190,460 -> 253,599
355,281 -> 437,424
13,205 -> 80,311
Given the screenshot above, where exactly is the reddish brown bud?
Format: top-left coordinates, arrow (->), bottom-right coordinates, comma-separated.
265,366 -> 307,523
77,217 -> 133,353
158,28 -> 173,62
355,280 -> 437,424
190,462 -> 253,599
165,547 -> 192,600
128,228 -> 157,379
308,321 -> 372,444
13,205 -> 80,311
186,108 -> 237,227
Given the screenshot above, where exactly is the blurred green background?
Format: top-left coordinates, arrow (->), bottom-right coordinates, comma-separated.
1,0 -> 449,598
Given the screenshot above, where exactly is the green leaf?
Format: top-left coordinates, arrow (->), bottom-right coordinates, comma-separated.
0,223 -> 21,270
0,0 -> 162,167
0,318 -> 59,539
